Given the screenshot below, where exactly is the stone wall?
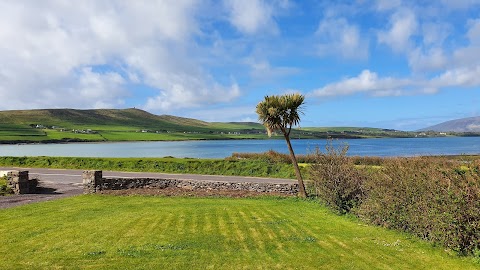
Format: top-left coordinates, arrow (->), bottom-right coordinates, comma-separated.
5,170 -> 37,194
82,170 -> 298,195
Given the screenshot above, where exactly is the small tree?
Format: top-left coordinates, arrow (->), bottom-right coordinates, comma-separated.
256,93 -> 307,197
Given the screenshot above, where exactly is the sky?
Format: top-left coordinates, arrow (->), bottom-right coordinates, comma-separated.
0,0 -> 479,131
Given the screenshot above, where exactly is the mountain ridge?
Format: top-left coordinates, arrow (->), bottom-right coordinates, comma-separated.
420,116 -> 480,132
0,108 -> 215,131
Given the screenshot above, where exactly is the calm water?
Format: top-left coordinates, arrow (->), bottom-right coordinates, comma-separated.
0,137 -> 479,158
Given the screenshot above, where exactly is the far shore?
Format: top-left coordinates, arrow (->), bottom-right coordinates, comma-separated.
2,133 -> 479,146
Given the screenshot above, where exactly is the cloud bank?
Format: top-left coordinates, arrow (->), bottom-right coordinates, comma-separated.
0,0 -> 245,111
0,0 -> 479,126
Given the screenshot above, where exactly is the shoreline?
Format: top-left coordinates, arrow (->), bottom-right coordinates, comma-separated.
1,134 -> 475,146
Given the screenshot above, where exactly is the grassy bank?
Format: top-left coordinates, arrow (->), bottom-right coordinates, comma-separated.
0,195 -> 478,269
0,156 -> 302,179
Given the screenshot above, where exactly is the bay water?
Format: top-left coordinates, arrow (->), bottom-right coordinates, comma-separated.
0,137 -> 479,158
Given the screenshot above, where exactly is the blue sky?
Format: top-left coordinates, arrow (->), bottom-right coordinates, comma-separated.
1,0 -> 479,130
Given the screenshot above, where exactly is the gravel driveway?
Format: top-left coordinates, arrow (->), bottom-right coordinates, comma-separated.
0,181 -> 83,209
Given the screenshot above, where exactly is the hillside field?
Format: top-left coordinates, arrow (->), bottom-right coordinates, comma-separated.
0,108 -> 419,143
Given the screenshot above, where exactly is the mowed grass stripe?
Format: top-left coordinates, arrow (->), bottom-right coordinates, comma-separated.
0,195 -> 478,269
250,206 -> 297,265
260,206 -> 312,253
254,207 -> 290,257
241,209 -> 267,253
249,206 -> 288,259
223,204 -> 251,256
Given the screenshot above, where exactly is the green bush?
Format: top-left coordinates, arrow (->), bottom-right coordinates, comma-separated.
0,175 -> 12,196
357,157 -> 480,255
309,142 -> 367,214
307,142 -> 480,256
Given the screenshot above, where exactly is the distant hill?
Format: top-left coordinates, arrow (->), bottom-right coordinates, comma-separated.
0,108 -> 270,143
420,116 -> 480,132
0,108 -> 223,131
0,108 -> 419,144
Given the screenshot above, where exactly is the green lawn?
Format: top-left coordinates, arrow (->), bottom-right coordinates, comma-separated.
0,196 -> 477,269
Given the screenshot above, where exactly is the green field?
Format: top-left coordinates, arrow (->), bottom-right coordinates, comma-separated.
0,195 -> 477,269
0,108 -> 425,143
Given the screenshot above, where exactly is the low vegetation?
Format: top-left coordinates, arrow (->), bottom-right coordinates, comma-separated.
309,143 -> 480,257
309,143 -> 367,214
0,156 -> 302,179
0,175 -> 12,196
0,196 -> 478,269
230,150 -> 390,166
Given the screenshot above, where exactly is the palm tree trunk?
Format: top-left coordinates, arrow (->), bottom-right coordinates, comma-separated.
283,133 -> 307,198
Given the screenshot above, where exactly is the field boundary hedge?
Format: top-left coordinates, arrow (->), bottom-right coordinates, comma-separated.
309,143 -> 480,256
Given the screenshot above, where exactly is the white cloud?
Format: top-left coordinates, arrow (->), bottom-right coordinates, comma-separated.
315,17 -> 368,59
440,0 -> 480,10
421,22 -> 451,46
144,82 -> 240,111
244,58 -> 300,80
450,19 -> 480,68
184,105 -> 256,122
311,64 -> 480,99
311,70 -> 412,97
408,47 -> 448,71
375,0 -> 402,11
224,0 -> 279,35
76,67 -> 128,108
378,8 -> 417,52
431,66 -> 480,88
0,0 -> 240,112
467,19 -> 480,44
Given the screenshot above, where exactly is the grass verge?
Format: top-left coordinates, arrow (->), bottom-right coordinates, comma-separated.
0,156 -> 303,179
0,195 -> 477,269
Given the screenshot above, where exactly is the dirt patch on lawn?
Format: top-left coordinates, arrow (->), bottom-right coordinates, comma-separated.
0,182 -> 83,209
99,187 -> 294,198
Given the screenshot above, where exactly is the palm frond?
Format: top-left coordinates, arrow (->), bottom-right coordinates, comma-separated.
255,93 -> 305,137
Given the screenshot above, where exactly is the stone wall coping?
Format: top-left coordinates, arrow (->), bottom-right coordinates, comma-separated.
82,170 -> 298,195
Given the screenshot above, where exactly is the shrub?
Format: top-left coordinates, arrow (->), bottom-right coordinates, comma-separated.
309,141 -> 367,214
0,175 -> 13,196
349,155 -> 385,166
357,157 -> 480,255
229,150 -> 317,164
229,150 -> 292,163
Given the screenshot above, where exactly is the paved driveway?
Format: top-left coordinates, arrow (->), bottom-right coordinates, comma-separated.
0,167 -> 294,209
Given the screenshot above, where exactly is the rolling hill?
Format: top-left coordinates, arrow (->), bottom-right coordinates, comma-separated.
0,108 -> 268,143
0,108 -> 420,143
0,108 -> 213,131
420,116 -> 480,132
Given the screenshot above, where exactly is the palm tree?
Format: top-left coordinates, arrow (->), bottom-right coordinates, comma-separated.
256,93 -> 307,197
